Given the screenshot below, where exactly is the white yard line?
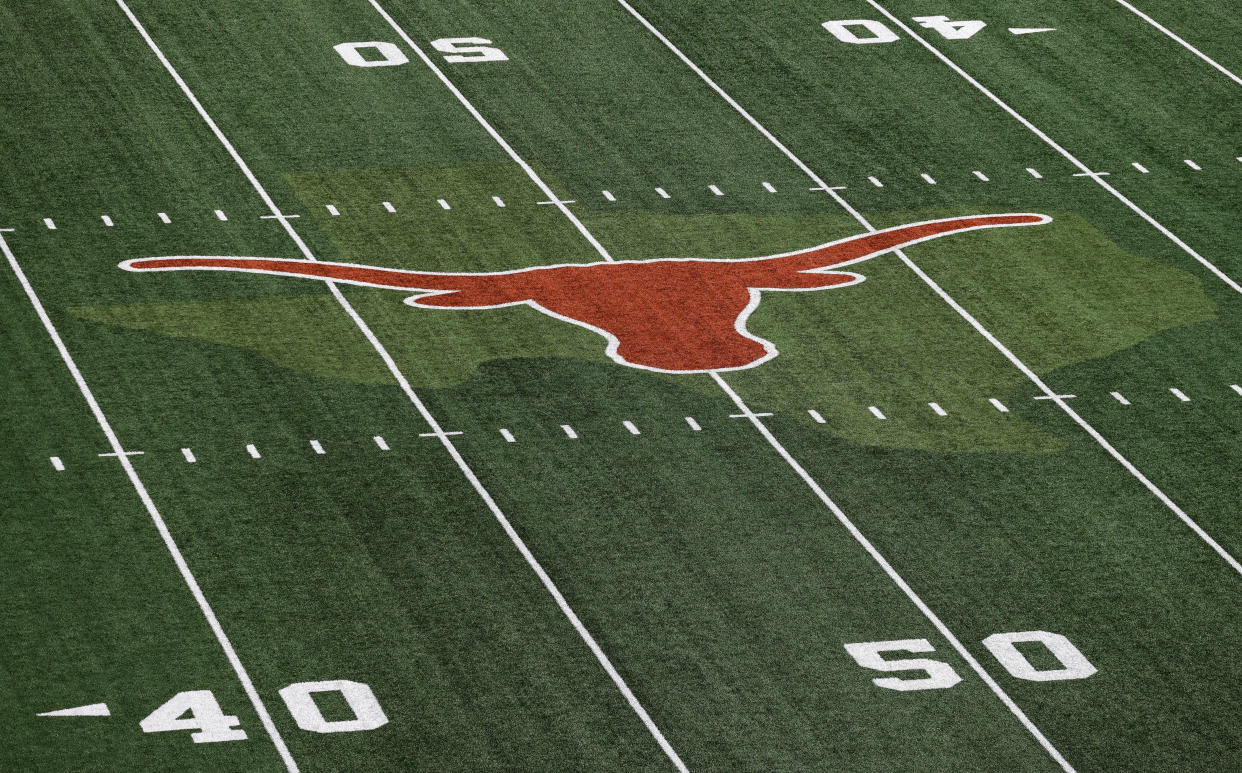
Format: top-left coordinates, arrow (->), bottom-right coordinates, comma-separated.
0,231 -> 298,772
864,0 -> 1242,296
122,2 -> 687,769
1111,0 -> 1242,88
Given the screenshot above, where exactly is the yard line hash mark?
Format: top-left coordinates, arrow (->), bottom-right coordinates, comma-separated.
49,456 -> 64,471
246,444 -> 261,459
1232,384 -> 1242,397
101,215 -> 114,227
181,448 -> 197,463
3,222 -> 297,770
1184,159 -> 1201,171
1026,168 -> 1043,179
158,212 -> 171,223
127,3 -> 681,766
1170,388 -> 1191,402
921,173 -> 937,184
684,416 -> 702,431
868,406 -> 887,420
864,0 -> 1242,297
602,189 -> 617,201
43,218 -> 55,230
326,204 -> 340,216
929,402 -> 948,416
973,170 -> 990,181
808,409 -> 826,424
437,198 -> 451,210
655,186 -> 671,198
372,435 -> 389,451
214,209 -> 227,221
382,201 -> 396,213
492,196 -> 506,207
500,428 -> 516,443
762,181 -> 777,192
1111,392 -> 1132,406
560,424 -> 578,439
868,175 -> 884,187
989,399 -> 1010,412
309,440 -> 325,454
709,184 -> 724,196
1132,162 -> 1150,173
623,420 -> 641,435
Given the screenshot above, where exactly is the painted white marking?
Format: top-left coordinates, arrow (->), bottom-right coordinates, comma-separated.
1110,392 -> 1131,406
1072,171 -> 1110,178
0,223 -> 296,771
1026,167 -> 1043,179
260,213 -> 299,220
808,409 -> 826,424
181,448 -> 197,463
419,430 -> 464,438
382,201 -> 396,213
729,411 -> 774,419
101,215 -> 114,227
1112,0 -> 1242,88
602,190 -> 616,201
437,198 -> 451,210
214,209 -> 227,221
1132,162 -> 1150,173
973,170 -> 990,181
868,175 -> 884,187
989,398 -> 1010,413
655,187 -> 671,199
372,435 -> 389,451
865,0 -> 1242,296
38,703 -> 110,717
1184,159 -> 1202,170
1170,388 -> 1191,402
762,181 -> 777,193
500,428 -> 516,443
868,406 -> 887,420
158,212 -> 171,223
492,196 -> 506,207
1033,393 -> 1075,400
246,444 -> 260,459
708,184 -> 724,196
50,456 -> 64,471
325,204 -> 340,216
623,420 -> 641,435
561,424 -> 578,439
920,173 -> 937,185
99,450 -> 144,458
685,416 -> 702,431
1009,27 -> 1057,35
309,440 -> 325,454
1230,384 -> 1242,396
929,402 -> 948,416
43,218 -> 55,230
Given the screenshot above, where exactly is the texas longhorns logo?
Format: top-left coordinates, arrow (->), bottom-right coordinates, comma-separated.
121,213 -> 1050,373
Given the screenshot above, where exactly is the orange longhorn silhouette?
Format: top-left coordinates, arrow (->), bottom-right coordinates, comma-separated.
121,213 -> 1050,372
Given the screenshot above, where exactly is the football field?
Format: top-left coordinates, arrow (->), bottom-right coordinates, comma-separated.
5,1 -> 1242,769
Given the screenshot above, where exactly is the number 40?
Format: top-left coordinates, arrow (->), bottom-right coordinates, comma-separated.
141,680 -> 387,743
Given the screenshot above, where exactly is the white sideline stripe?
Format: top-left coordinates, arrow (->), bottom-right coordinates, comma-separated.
43,218 -> 55,230
973,170 -> 990,181
1113,0 -> 1242,88
101,215 -> 114,227
181,447 -> 197,462
623,420 -> 641,435
1170,388 -> 1191,402
50,456 -> 65,471
500,428 -> 517,443
865,0 -> 1242,296
214,209 -> 227,221
561,424 -> 579,439
1,226 -> 297,771
128,3 -> 684,768
373,435 -> 390,450
246,444 -> 261,459
1184,159 -> 1201,171
1132,162 -> 1150,173
655,186 -> 671,199
325,204 -> 340,216
1110,391 -> 1131,406
602,189 -> 617,201
762,181 -> 777,193
807,409 -> 826,424
685,416 -> 702,431
624,0 -> 1242,595
989,398 -> 1010,413
437,198 -> 451,210
920,173 -> 937,185
310,439 -> 325,454
1026,167 -> 1043,179
492,196 -> 506,207
157,211 -> 171,223
708,184 -> 724,196
382,201 -> 396,213
868,175 -> 884,187
929,402 -> 948,416
868,406 -> 887,420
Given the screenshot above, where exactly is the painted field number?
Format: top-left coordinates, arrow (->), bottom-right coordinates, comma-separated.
141,680 -> 386,743
336,38 -> 508,67
824,15 -> 1024,44
846,630 -> 1095,691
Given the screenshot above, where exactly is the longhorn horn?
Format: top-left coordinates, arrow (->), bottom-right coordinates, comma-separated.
761,213 -> 1051,275
119,256 -> 486,294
